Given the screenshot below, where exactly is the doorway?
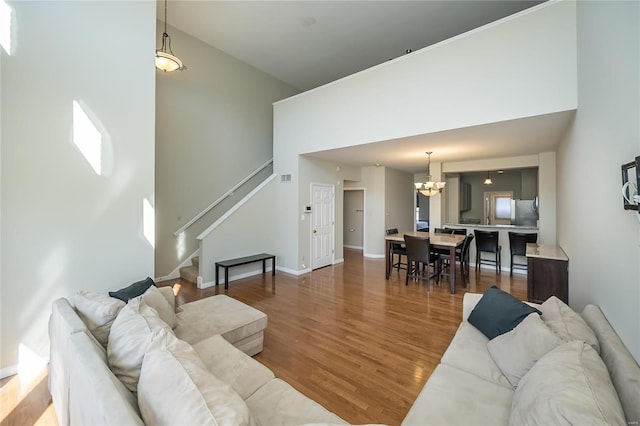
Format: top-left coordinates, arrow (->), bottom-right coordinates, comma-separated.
344,189 -> 364,250
311,183 -> 335,269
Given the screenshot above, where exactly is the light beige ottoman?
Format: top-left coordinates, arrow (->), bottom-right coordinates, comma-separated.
174,294 -> 267,356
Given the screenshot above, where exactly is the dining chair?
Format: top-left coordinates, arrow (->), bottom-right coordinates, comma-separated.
432,228 -> 452,258
436,233 -> 474,283
434,228 -> 454,234
445,227 -> 467,235
385,228 -> 407,274
403,234 -> 440,285
474,230 -> 501,274
508,232 -> 538,276
459,234 -> 475,283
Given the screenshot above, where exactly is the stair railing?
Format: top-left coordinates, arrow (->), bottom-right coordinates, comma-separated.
173,158 -> 273,236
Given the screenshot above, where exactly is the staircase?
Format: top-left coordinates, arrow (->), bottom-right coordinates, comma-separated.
179,256 -> 199,284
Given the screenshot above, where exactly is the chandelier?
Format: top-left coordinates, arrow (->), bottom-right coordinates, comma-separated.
415,151 -> 446,196
155,0 -> 186,72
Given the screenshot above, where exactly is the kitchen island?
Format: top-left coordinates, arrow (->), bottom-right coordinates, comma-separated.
442,223 -> 538,274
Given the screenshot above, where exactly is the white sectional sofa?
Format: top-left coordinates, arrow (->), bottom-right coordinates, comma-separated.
50,282 -> 639,426
402,292 -> 640,426
49,285 -> 346,426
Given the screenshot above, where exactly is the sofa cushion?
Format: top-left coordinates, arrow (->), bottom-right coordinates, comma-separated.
74,290 -> 125,347
109,277 -> 155,302
487,313 -> 563,388
510,341 -> 626,425
107,297 -> 173,392
246,378 -> 347,425
175,295 -> 267,347
138,329 -> 251,426
157,285 -> 175,312
441,322 -> 512,388
468,286 -> 541,340
541,296 -> 600,353
140,285 -> 177,329
401,363 -> 514,426
192,334 -> 275,399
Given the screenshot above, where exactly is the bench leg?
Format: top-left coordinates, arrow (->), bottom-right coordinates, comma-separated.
263,259 -> 266,274
224,267 -> 229,290
271,256 -> 275,276
215,265 -> 219,286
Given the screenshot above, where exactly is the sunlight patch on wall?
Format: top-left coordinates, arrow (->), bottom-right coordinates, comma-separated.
176,231 -> 186,259
73,101 -> 102,175
143,198 -> 155,247
0,0 -> 12,55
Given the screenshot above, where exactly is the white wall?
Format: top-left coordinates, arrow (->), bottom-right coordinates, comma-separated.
275,1 -> 576,156
557,0 -> 640,361
297,157 -> 360,269
361,166 -> 386,257
384,168 -> 415,234
0,1 -> 156,374
273,1 -> 577,272
198,176 -> 280,285
155,23 -> 298,278
538,152 -> 557,244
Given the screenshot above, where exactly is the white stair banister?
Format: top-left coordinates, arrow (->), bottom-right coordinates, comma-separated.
173,158 -> 272,237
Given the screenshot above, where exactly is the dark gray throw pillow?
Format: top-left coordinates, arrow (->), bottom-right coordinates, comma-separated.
109,277 -> 155,302
468,286 -> 541,340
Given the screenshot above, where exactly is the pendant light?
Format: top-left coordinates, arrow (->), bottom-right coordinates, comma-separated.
415,152 -> 446,196
484,171 -> 493,185
155,0 -> 185,72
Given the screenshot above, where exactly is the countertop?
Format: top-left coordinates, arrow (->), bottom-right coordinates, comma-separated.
525,243 -> 569,261
444,223 -> 538,231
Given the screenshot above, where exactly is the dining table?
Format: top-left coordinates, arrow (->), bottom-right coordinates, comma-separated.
385,231 -> 466,294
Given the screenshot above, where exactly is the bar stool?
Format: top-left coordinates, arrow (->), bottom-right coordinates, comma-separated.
474,230 -> 501,274
508,232 -> 538,276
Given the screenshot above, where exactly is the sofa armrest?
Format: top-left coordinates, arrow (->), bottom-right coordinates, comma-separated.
49,298 -> 89,426
462,293 -> 483,322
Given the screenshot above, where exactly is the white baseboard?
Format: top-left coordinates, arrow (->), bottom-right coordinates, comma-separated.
278,265 -> 310,275
155,272 -> 180,282
198,267 -> 276,289
334,258 -> 344,264
343,245 -> 363,250
363,253 -> 385,259
0,364 -> 18,379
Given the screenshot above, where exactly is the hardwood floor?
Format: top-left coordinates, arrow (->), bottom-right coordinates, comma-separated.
0,249 -> 526,426
164,248 -> 526,425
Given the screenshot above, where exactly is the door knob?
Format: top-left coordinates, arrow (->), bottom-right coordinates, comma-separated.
313,230 -> 317,233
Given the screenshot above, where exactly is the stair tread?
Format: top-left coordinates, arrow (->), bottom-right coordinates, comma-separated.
179,265 -> 198,284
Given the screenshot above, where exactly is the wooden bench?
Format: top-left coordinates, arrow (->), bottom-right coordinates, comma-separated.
215,253 -> 276,289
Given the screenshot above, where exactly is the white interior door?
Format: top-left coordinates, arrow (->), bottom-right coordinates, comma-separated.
311,183 -> 334,269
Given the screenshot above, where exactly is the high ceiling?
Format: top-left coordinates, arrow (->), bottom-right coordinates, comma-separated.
159,1 -> 574,173
160,1 -> 543,92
